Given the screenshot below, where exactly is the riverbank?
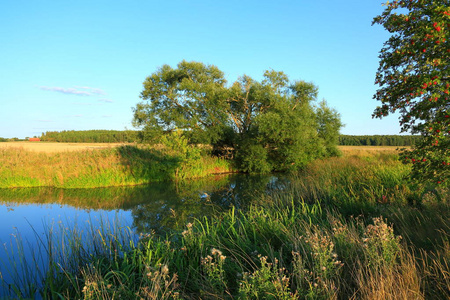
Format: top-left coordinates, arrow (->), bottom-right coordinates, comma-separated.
0,144 -> 232,188
0,143 -> 405,189
2,149 -> 448,299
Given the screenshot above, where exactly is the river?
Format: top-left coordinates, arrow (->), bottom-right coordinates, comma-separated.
0,174 -> 289,296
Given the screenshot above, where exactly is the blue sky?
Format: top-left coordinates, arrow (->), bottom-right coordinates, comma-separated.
0,0 -> 402,139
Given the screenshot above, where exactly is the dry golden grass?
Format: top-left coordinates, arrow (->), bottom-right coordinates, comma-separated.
0,142 -> 126,153
0,143 -> 232,188
338,145 -> 410,157
0,143 -> 407,154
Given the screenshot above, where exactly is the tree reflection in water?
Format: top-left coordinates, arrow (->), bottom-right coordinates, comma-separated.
0,174 -> 291,236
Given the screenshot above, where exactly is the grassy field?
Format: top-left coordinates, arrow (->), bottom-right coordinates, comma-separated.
0,142 -> 408,153
338,145 -> 408,156
0,141 -> 125,153
2,148 -> 448,299
0,142 -> 404,189
0,143 -> 409,189
0,142 -> 232,188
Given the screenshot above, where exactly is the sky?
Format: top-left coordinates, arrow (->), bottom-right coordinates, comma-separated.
0,0 -> 403,139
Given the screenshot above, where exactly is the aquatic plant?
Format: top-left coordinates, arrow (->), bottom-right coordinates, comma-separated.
1,148 -> 448,299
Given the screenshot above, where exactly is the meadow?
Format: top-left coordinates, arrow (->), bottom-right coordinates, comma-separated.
0,142 -> 403,189
1,147 -> 448,299
0,141 -> 232,188
0,141 -> 124,153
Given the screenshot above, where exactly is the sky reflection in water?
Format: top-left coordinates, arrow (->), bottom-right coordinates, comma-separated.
0,174 -> 288,294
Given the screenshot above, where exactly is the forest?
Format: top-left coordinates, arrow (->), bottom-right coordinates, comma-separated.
39,130 -> 141,143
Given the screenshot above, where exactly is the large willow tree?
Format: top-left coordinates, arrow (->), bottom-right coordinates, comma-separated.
133,60 -> 342,173
373,0 -> 449,184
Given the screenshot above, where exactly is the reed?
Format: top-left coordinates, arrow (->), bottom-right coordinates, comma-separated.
1,148 -> 448,299
13,201 -> 444,299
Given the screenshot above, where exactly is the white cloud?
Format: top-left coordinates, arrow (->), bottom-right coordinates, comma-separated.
39,86 -> 91,96
38,86 -> 106,97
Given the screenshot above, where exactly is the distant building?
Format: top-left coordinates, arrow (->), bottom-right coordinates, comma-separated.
29,138 -> 41,142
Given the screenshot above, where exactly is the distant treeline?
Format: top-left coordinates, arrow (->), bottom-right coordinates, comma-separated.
339,135 -> 421,146
1,132 -> 421,146
40,130 -> 141,143
0,137 -> 24,142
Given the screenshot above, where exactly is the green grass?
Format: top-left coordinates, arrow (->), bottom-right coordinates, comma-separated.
0,145 -> 232,188
1,151 -> 449,299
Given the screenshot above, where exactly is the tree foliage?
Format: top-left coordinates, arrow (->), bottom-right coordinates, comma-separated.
133,61 -> 342,173
373,0 -> 450,184
40,130 -> 140,143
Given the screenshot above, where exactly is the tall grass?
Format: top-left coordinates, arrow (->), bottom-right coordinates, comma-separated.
1,215 -> 138,299
1,149 -> 449,299
0,144 -> 232,188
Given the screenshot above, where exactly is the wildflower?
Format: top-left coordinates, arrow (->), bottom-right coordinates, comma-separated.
161,265 -> 169,275
211,248 -> 223,256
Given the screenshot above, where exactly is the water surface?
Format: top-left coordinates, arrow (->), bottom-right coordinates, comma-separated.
0,174 -> 289,295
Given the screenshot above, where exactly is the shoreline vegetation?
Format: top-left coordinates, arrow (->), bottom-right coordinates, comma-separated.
1,147 -> 448,299
0,140 -> 407,189
0,142 -> 232,189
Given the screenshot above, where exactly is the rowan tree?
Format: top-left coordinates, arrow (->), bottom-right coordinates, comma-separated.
373,0 -> 450,185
